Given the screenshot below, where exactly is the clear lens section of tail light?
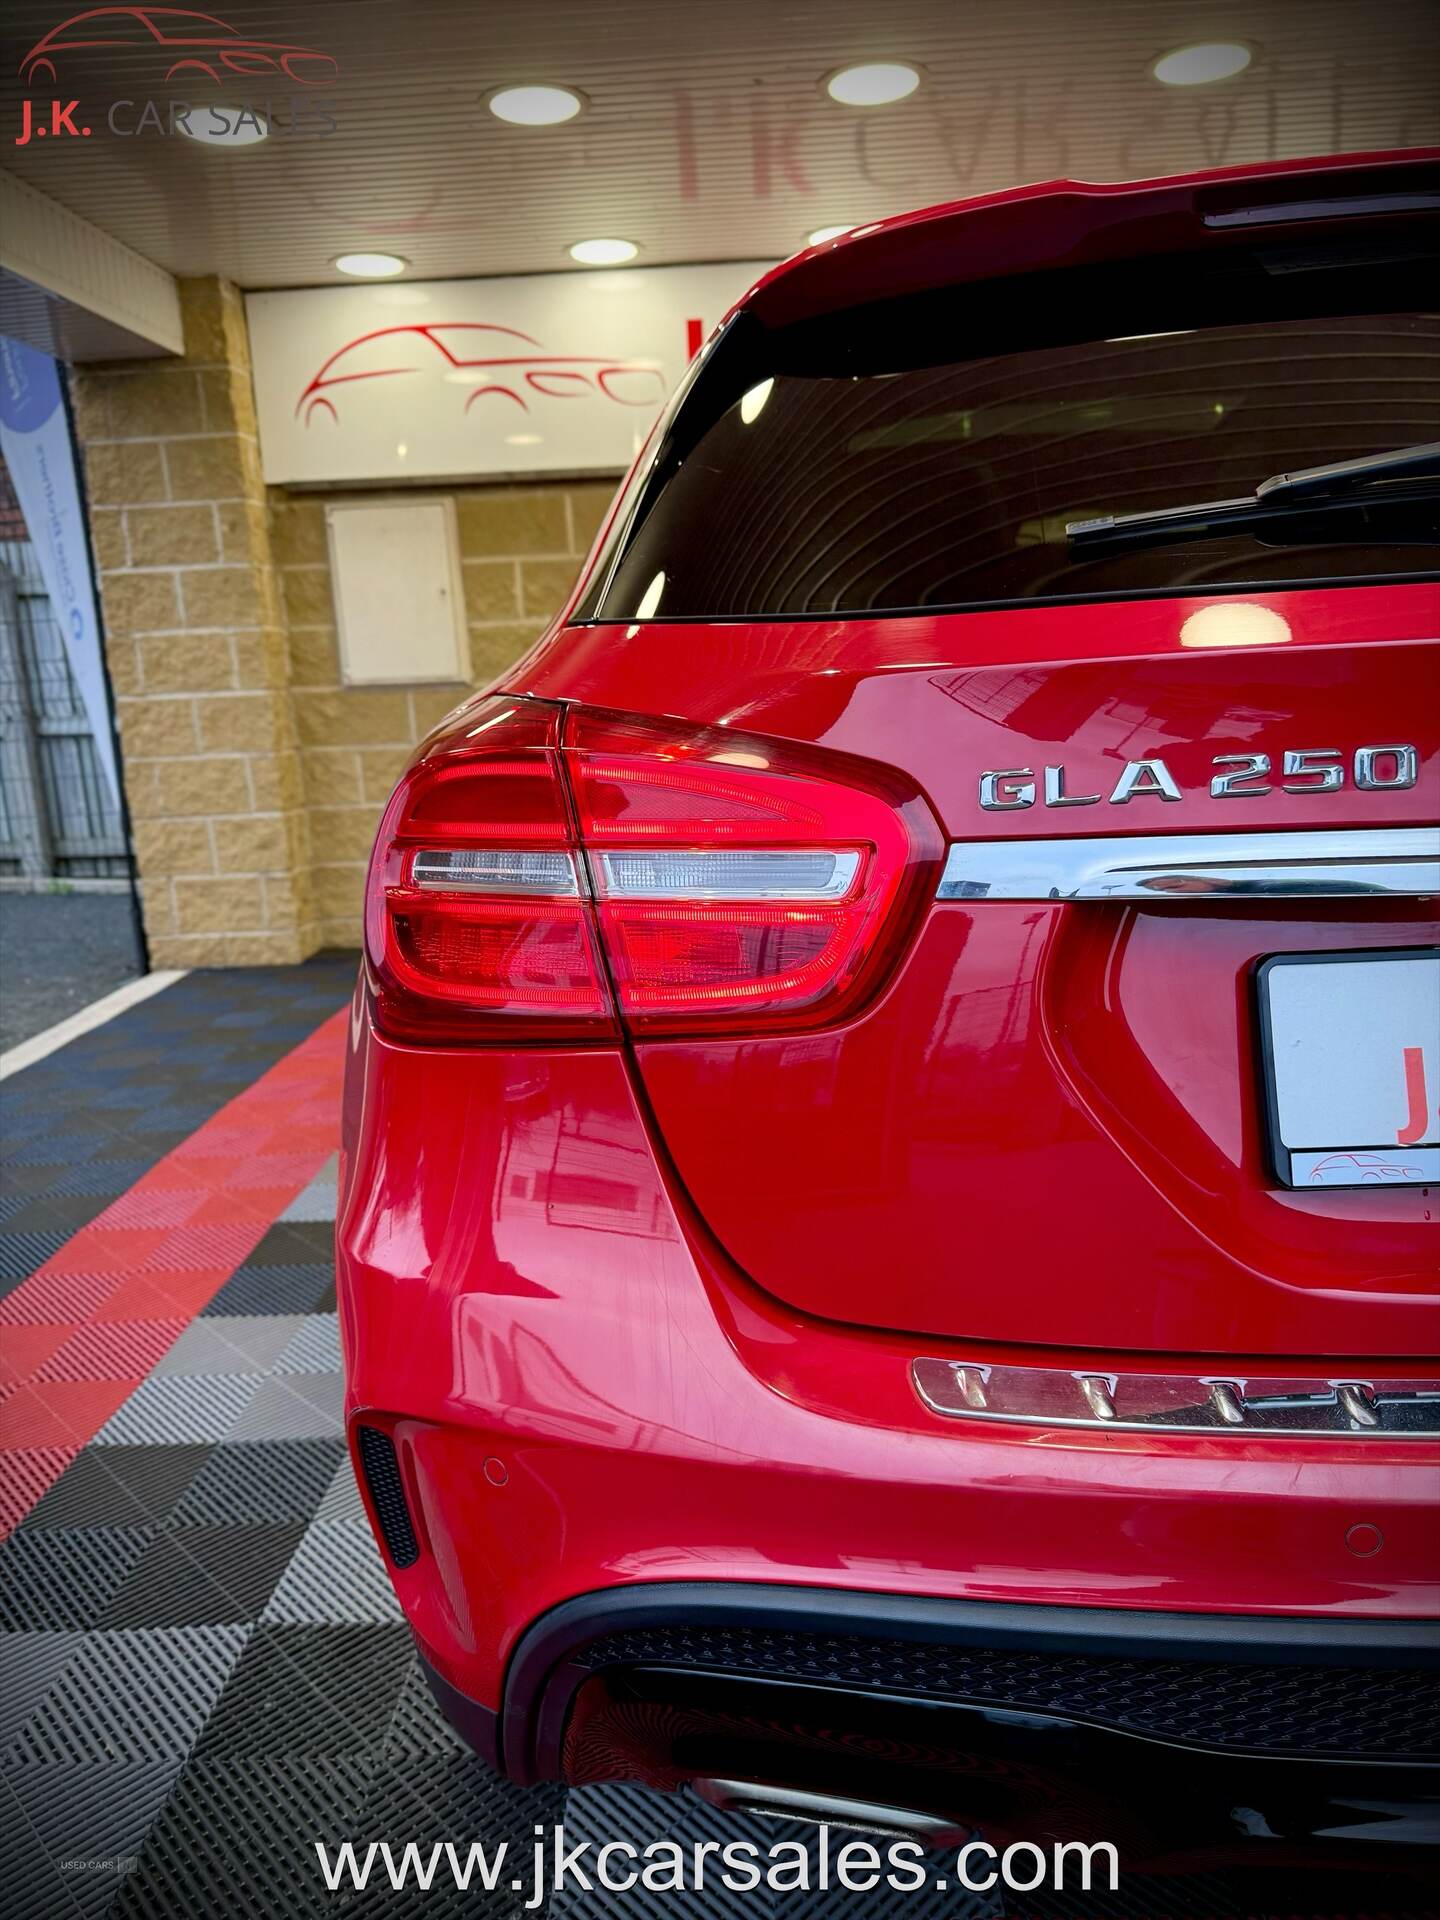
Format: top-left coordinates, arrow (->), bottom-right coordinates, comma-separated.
593,849 -> 861,900
567,710 -> 942,1036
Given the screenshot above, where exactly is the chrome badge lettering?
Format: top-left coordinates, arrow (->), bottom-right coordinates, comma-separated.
979,746 -> 1418,810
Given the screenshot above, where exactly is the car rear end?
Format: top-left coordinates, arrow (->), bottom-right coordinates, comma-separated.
338,151 -> 1440,1885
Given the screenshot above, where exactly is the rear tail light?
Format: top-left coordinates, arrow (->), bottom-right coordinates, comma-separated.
364,696 -> 941,1044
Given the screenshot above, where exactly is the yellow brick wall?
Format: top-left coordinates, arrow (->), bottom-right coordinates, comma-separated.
73,272 -> 620,963
271,479 -> 614,947
72,279 -> 318,968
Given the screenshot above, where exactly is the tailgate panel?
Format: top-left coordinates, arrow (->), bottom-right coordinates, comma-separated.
519,586 -> 1440,1356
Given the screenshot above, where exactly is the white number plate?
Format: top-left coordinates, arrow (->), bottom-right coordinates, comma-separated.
1259,951 -> 1440,1189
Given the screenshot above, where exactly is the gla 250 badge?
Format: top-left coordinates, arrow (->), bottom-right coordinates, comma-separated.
979,745 -> 1419,810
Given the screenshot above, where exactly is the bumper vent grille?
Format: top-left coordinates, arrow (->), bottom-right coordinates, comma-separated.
355,1425 -> 419,1569
576,1623 -> 1439,1760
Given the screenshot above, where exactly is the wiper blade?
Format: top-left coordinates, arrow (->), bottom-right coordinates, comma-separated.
1257,439 -> 1440,501
1067,441 -> 1440,555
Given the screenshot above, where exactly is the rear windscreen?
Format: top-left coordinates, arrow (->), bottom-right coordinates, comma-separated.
580,252 -> 1439,622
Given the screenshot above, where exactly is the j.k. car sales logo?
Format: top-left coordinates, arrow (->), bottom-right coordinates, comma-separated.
16,5 -> 339,145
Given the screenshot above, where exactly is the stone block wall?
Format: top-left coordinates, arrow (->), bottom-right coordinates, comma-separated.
71,272 -> 618,964
272,479 -> 613,948
71,278 -> 315,967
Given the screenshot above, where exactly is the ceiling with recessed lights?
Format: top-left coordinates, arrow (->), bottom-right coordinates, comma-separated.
0,0 -> 1435,290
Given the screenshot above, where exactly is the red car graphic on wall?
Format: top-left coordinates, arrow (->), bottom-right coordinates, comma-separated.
19,7 -> 337,86
295,324 -> 666,428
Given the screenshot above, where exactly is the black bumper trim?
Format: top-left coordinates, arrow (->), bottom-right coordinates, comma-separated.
420,1654 -> 500,1770
501,1580 -> 1440,1783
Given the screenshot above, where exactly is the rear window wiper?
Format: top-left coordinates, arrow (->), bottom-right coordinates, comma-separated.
1066,440 -> 1440,554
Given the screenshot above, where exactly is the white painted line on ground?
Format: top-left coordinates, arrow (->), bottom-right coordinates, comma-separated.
0,970 -> 188,1080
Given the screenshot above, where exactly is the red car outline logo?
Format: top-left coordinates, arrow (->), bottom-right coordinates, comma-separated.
19,6 -> 338,87
295,324 -> 666,429
1307,1151 -> 1424,1185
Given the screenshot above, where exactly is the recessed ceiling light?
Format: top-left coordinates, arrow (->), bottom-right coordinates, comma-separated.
825,62 -> 921,107
1151,42 -> 1252,86
333,252 -> 409,279
568,238 -> 639,266
486,84 -> 584,126
505,433 -> 544,446
806,224 -> 854,246
176,104 -> 268,146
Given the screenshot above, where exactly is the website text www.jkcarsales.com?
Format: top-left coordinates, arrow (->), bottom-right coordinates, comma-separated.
315,1825 -> 1121,1903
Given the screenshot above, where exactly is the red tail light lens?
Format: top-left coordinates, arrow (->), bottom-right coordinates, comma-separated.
568,710 -> 941,1035
364,697 -> 942,1044
364,699 -> 614,1045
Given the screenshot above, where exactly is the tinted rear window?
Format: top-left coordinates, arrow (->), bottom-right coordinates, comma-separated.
582,254 -> 1439,621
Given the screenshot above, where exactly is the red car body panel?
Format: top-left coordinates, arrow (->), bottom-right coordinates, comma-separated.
340,1027 -> 1440,1718
338,151 -> 1440,1795
516,588 -> 1439,1355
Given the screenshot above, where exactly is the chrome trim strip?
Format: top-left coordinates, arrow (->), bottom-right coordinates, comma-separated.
912,1358 -> 1440,1437
593,847 -> 861,901
937,826 -> 1440,901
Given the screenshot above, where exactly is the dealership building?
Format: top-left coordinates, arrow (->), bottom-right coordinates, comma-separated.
2,2 -> 1435,970
2,5 -> 1438,1916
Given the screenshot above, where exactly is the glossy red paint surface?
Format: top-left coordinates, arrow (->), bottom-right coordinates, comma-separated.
338,1025 -> 1439,1715
341,157 -> 1440,1725
516,587 -> 1440,1353
518,588 -> 1440,840
638,900 -> 1438,1354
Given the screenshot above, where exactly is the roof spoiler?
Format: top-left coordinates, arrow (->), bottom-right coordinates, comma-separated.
744,149 -> 1440,328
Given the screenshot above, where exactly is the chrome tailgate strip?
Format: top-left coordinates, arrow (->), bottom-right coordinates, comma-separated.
912,1357 -> 1440,1436
937,826 -> 1440,901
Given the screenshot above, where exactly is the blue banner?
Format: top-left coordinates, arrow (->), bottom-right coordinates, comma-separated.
0,336 -> 120,804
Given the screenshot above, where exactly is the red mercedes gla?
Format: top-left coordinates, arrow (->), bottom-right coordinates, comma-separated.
339,151 -> 1440,1882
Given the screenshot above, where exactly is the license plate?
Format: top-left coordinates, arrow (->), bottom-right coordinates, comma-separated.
1258,950 -> 1440,1189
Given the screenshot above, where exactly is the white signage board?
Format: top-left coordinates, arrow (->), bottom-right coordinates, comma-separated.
247,263 -> 773,487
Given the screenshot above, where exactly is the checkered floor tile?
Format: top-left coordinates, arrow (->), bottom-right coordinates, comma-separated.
2,960 -> 1430,1919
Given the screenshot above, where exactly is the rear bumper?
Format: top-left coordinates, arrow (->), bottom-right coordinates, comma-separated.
419,1581 -> 1440,1875
337,1030 -> 1440,1748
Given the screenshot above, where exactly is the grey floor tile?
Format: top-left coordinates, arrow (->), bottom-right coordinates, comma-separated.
261,1519 -> 402,1626
312,1455 -> 364,1526
94,1375 -> 265,1446
150,1317 -> 307,1377
278,1156 -> 338,1223
0,1633 -> 82,1749
272,1315 -> 341,1375
225,1373 -> 343,1441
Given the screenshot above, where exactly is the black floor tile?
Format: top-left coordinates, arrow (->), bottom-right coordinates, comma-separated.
7,1625 -> 249,1768
0,955 -> 356,1258
0,1632 -> 83,1748
98,1527 -> 306,1629
23,1447 -> 215,1532
113,1754 -> 381,1920
202,1266 -> 334,1317
233,1221 -> 335,1269
167,1441 -> 346,1529
0,1528 -> 153,1632
194,1625 -> 413,1762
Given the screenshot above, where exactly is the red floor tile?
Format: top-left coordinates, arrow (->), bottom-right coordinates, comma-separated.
0,1377 -> 140,1448
33,1319 -> 187,1382
0,1007 -> 346,1530
0,1269 -> 127,1326
0,1446 -> 78,1536
0,1324 -> 72,1389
